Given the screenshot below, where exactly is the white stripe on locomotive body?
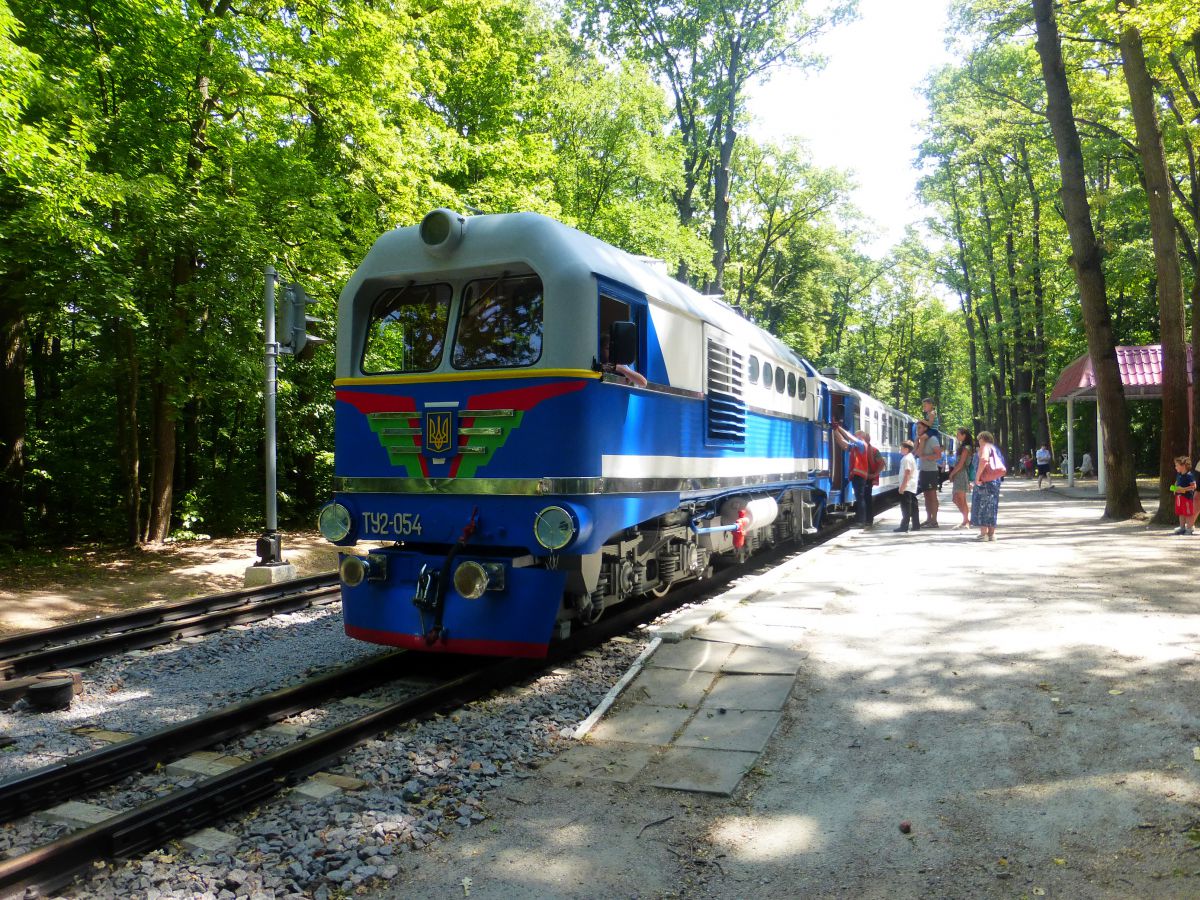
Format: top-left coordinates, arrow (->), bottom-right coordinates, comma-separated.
601,454 -> 826,480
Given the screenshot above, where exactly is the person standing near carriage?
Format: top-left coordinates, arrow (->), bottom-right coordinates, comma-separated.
946,427 -> 975,529
915,420 -> 941,527
1036,444 -> 1053,489
972,431 -> 1006,542
833,422 -> 884,528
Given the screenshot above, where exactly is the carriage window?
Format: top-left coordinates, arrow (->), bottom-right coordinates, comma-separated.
361,282 -> 452,374
787,372 -> 796,397
748,356 -> 760,383
453,273 -> 543,369
762,362 -> 773,388
797,377 -> 807,400
775,367 -> 785,393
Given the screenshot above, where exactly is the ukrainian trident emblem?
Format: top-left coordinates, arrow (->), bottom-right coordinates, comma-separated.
423,409 -> 457,457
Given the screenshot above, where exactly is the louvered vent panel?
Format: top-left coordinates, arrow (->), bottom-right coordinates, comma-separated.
706,339 -> 745,444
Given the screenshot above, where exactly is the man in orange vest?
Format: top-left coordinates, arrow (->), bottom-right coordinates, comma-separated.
833,422 -> 885,528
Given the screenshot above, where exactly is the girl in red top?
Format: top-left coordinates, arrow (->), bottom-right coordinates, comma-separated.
1173,455 -> 1196,536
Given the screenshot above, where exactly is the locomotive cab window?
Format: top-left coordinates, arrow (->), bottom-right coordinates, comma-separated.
599,294 -> 639,371
452,273 -> 544,369
361,281 -> 452,374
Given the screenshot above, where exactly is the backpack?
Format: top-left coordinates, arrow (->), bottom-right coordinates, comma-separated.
868,447 -> 885,485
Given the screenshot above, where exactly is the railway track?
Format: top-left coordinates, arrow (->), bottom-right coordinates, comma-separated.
0,521 -> 862,899
0,572 -> 339,690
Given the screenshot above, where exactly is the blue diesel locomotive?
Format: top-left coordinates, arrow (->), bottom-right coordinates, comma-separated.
318,209 -> 916,656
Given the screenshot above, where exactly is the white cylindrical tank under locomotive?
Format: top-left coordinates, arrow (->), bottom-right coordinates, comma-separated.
321,209 -> 898,656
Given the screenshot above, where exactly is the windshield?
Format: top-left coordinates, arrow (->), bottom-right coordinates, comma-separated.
361,282 -> 451,374
452,274 -> 544,370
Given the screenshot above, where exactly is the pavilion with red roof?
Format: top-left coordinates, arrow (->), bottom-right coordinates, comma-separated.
1049,344 -> 1193,493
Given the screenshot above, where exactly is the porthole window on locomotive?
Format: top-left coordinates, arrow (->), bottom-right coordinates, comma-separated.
762,362 -> 773,388
748,355 -> 760,383
361,282 -> 452,374
775,367 -> 785,393
787,372 -> 796,397
797,378 -> 807,400
452,273 -> 544,369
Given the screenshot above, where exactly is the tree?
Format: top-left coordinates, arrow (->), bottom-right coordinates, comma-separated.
1032,0 -> 1142,518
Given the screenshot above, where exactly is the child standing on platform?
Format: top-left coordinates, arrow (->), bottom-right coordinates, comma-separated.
895,440 -> 919,533
1173,455 -> 1197,535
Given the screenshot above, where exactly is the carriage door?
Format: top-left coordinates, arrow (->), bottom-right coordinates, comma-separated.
830,394 -> 847,492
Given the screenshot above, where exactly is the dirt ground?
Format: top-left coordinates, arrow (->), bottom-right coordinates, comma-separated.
367,481 -> 1200,899
0,531 -> 338,635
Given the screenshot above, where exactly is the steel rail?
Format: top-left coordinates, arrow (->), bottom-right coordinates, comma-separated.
0,656 -> 524,900
0,572 -> 338,664
0,650 -> 424,824
0,583 -> 342,681
0,524 -> 859,899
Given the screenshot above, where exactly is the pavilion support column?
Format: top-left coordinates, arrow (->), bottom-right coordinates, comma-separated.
1067,398 -> 1075,488
1097,401 -> 1106,495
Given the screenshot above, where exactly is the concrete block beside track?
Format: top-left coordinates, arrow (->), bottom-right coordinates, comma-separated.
35,801 -> 113,828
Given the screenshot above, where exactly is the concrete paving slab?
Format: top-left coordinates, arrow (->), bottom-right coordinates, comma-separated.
542,742 -> 655,784
701,673 -> 794,710
647,638 -> 735,673
588,703 -> 692,746
642,746 -> 760,795
35,800 -> 113,827
624,666 -> 716,708
720,645 -> 805,675
181,827 -> 237,853
692,620 -> 807,649
676,708 -> 781,753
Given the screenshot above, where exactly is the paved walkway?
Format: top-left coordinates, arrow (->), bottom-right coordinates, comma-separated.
380,477 -> 1200,898
555,476 -> 1166,798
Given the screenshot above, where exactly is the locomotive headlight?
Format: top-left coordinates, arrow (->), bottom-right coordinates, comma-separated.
453,561 -> 490,600
533,505 -> 577,551
319,503 -> 353,542
341,553 -> 386,587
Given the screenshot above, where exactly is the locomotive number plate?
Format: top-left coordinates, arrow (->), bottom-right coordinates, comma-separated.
361,512 -> 424,537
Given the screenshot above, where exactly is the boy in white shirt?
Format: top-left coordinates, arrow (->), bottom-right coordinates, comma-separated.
895,440 -> 920,533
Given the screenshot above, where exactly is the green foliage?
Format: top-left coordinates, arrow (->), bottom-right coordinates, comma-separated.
3,0 -> 983,547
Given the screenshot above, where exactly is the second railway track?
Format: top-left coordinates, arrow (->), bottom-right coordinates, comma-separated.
0,572 -> 339,685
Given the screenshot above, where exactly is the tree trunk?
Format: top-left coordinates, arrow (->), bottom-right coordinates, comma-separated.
950,180 -> 984,432
975,164 -> 1010,451
1121,24 -> 1190,524
1017,138 -> 1052,449
709,40 -> 742,294
0,286 -> 25,547
1033,0 -> 1142,518
113,319 -> 141,545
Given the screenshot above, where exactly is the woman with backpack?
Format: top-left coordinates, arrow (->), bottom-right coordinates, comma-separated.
972,430 -> 1007,542
947,427 -> 975,529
